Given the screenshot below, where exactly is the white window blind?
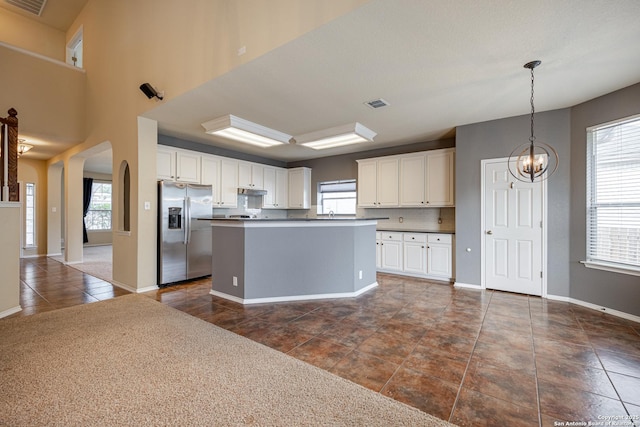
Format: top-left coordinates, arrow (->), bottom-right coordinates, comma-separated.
586,115 -> 640,270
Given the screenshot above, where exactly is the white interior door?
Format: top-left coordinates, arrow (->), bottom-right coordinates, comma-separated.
483,160 -> 543,296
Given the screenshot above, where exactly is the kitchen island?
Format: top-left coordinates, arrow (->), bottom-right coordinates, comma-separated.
207,218 -> 384,304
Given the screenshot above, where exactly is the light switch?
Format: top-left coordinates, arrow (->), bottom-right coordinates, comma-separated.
52,207 -> 57,213
144,201 -> 151,210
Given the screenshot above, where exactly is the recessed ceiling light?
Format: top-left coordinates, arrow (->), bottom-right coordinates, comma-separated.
201,115 -> 291,148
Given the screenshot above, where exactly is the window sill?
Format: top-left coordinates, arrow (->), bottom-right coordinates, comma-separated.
580,260 -> 640,277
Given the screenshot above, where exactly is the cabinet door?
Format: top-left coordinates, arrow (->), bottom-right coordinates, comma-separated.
288,168 -> 310,209
251,164 -> 264,189
219,159 -> 238,208
357,160 -> 378,207
157,148 -> 175,180
381,240 -> 403,271
427,243 -> 452,278
426,149 -> 455,206
176,151 -> 201,183
376,235 -> 382,269
377,157 -> 399,207
238,162 -> 252,188
400,154 -> 426,206
201,156 -> 221,205
403,242 -> 427,274
274,168 -> 288,208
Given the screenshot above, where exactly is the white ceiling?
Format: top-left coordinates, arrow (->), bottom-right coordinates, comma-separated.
6,0 -> 640,170
143,0 -> 640,162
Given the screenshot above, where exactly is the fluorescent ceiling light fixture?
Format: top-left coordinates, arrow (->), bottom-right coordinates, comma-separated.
296,123 -> 377,150
201,115 -> 291,148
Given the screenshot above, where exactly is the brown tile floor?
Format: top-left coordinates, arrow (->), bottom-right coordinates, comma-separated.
9,257 -> 640,426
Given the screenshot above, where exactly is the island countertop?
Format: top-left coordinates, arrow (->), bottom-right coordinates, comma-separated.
199,217 -> 389,222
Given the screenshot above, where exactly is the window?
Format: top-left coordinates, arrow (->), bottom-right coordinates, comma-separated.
586,115 -> 640,274
317,179 -> 357,215
66,26 -> 83,68
86,182 -> 112,230
25,182 -> 36,247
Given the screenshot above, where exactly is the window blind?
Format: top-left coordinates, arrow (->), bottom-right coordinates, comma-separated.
586,115 -> 640,269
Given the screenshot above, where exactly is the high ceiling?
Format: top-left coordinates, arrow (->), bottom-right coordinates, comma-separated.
0,0 -> 88,31
143,0 -> 640,162
5,0 -> 640,168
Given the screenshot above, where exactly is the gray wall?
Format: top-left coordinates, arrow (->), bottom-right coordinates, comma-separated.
455,109 -> 572,297
569,83 -> 640,316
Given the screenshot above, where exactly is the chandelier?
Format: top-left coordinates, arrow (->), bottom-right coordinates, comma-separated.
508,60 -> 558,182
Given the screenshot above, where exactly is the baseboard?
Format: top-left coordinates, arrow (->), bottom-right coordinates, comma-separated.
47,253 -> 62,257
454,281 -> 483,290
547,294 -> 640,324
210,282 -> 379,305
110,281 -> 159,294
0,305 -> 22,319
20,254 -> 45,259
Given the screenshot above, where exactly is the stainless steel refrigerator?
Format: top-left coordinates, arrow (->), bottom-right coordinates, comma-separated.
158,181 -> 213,286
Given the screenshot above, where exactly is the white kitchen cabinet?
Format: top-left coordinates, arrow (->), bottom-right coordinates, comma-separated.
425,149 -> 455,206
403,233 -> 427,274
377,231 -> 454,281
375,232 -> 382,269
219,158 -> 239,208
157,147 -> 200,183
381,232 -> 403,271
356,157 -> 399,207
176,150 -> 201,183
288,167 -> 311,209
263,166 -> 288,209
157,147 -> 176,180
238,162 -> 264,189
399,154 -> 426,207
427,234 -> 453,278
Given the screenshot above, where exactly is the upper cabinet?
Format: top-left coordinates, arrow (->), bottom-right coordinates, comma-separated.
157,147 -> 201,183
425,149 -> 455,206
238,162 -> 264,189
358,148 -> 455,208
263,166 -> 288,209
288,167 -> 311,209
356,157 -> 399,207
200,155 -> 238,208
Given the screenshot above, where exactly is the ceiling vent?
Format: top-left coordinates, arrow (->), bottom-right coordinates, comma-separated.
364,98 -> 390,109
5,0 -> 47,16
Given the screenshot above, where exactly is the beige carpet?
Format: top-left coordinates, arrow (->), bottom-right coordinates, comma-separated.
0,294 -> 455,426
51,245 -> 113,283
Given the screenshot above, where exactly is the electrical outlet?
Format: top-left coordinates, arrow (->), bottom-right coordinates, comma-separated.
399,217 -> 404,223
358,270 -> 363,280
233,276 -> 238,287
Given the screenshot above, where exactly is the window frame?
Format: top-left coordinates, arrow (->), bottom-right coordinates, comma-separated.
316,179 -> 357,216
24,182 -> 36,248
85,181 -> 113,232
582,113 -> 640,277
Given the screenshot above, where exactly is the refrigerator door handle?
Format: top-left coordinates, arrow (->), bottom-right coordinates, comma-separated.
183,197 -> 189,245
186,196 -> 192,244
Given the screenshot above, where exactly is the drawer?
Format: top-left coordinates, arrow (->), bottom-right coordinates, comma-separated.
428,234 -> 452,244
403,233 -> 427,243
381,232 -> 403,242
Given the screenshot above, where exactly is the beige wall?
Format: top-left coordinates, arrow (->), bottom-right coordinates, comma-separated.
39,0 -> 369,291
17,158 -> 48,256
0,203 -> 21,317
0,8 -> 66,60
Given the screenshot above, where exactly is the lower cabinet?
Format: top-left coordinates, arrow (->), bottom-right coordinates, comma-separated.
377,231 -> 454,281
380,232 -> 403,271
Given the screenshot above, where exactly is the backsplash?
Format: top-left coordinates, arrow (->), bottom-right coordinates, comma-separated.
211,194 -> 288,219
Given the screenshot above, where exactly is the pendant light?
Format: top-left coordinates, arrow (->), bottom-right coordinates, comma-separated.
508,60 -> 558,182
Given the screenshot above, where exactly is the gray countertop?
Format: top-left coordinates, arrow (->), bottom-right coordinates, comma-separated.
199,217 -> 389,222
377,228 -> 455,234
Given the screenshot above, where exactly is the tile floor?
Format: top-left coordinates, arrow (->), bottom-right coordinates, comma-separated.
10,257 -> 640,426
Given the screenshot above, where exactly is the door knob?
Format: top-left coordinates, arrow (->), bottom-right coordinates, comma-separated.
486,230 -> 493,235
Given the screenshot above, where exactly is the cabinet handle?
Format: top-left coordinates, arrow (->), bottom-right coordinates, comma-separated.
421,246 -> 425,249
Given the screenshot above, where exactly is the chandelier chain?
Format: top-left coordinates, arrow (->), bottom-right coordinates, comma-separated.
530,66 -> 535,143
